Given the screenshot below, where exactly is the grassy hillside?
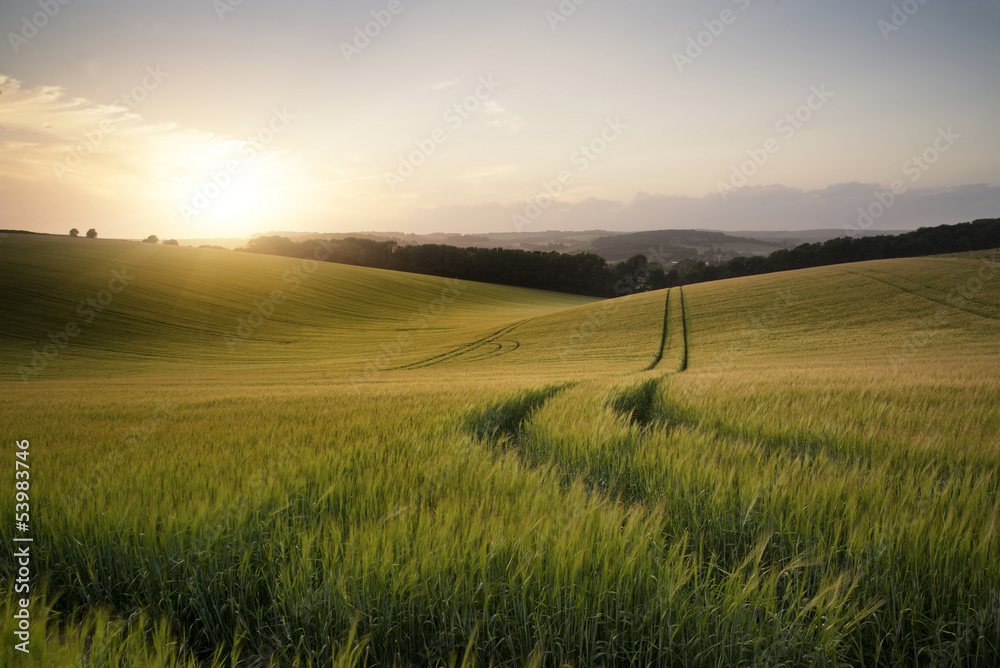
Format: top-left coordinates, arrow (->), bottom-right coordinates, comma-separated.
0,235 -> 596,380
2,234 -> 999,666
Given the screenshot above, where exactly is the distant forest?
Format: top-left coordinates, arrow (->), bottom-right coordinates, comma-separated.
238,218 -> 1000,298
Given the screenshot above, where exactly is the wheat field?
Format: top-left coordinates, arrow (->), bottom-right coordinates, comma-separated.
2,235 -> 998,666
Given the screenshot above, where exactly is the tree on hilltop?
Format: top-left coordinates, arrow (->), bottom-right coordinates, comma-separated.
85,229 -> 98,238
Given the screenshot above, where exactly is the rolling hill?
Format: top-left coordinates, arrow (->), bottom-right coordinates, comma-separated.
1,233 -> 999,666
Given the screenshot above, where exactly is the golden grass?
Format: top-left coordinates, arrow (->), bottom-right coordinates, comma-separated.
1,236 -> 998,665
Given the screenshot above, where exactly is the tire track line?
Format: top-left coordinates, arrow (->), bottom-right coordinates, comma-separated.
392,319 -> 530,370
843,270 -> 1000,322
863,268 -> 1000,316
678,286 -> 689,372
645,288 -> 671,371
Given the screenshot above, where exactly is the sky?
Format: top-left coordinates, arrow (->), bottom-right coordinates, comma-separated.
1,0 -> 998,240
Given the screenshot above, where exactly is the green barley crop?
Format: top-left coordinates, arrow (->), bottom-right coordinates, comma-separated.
1,235 -> 998,665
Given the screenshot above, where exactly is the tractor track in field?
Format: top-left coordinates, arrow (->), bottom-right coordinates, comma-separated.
644,286 -> 689,373
463,383 -> 570,454
843,270 -> 1000,323
863,268 -> 1000,316
645,289 -> 671,371
463,339 -> 521,362
392,319 -> 531,370
678,286 -> 689,372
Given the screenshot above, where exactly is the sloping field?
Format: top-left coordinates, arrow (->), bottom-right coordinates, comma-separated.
0,235 -> 596,381
1,235 -> 999,666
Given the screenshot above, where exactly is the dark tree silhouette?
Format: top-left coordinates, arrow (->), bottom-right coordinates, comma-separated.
234,218 -> 1000,297
143,235 -> 159,244
85,228 -> 98,238
69,228 -> 79,237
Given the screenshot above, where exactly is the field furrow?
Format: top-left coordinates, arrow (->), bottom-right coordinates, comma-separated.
393,319 -> 530,370
645,289 -> 672,371
843,268 -> 1000,322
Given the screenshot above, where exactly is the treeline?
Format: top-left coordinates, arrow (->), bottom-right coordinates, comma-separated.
237,218 -> 1000,297
667,218 -> 1000,286
238,236 -> 623,296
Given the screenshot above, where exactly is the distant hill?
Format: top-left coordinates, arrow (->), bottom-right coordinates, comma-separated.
173,237 -> 248,249
252,229 -> 614,254
254,228 -> 797,263
589,230 -> 785,262
737,229 -> 911,246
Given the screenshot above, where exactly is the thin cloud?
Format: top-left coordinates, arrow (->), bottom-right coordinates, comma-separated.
480,100 -> 527,135
406,183 -> 1000,234
0,73 -> 228,194
431,78 -> 461,91
0,73 -> 328,236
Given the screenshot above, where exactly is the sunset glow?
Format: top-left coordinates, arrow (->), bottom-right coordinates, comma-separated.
1,1 -> 998,239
